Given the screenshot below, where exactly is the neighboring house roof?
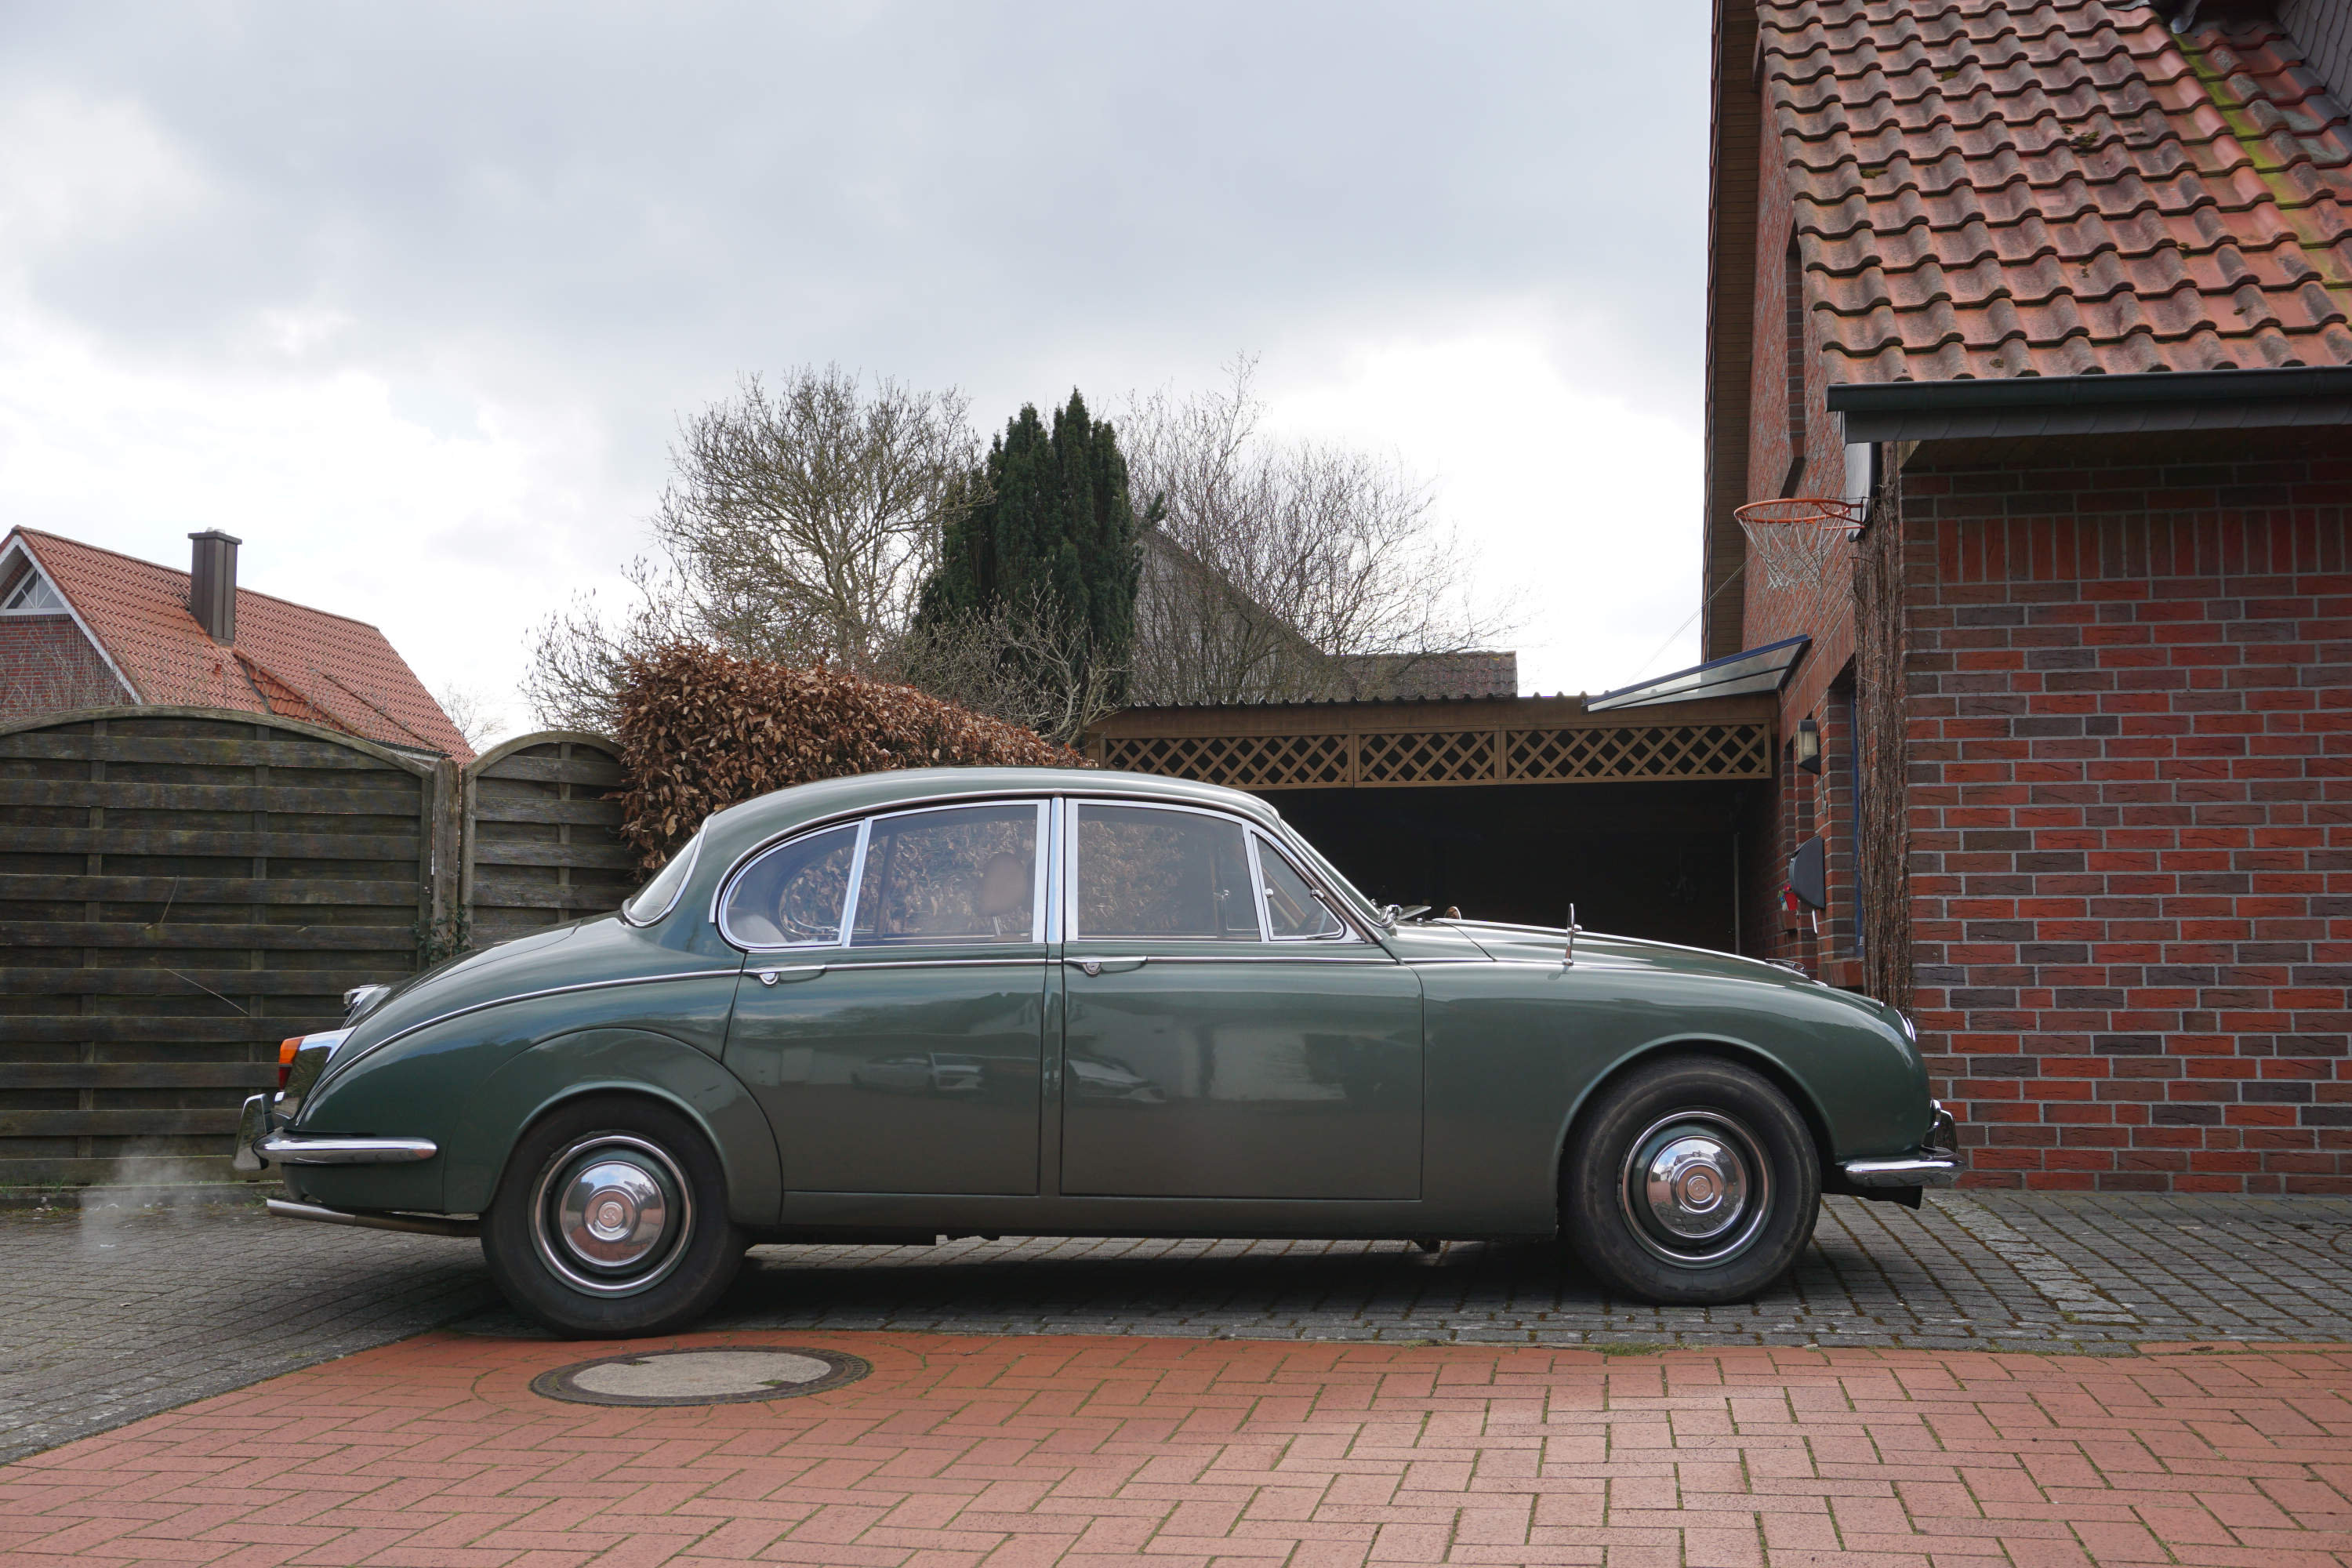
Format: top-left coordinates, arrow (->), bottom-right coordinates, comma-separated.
1337,651 -> 1520,701
1768,0 -> 2352,383
4,528 -> 473,761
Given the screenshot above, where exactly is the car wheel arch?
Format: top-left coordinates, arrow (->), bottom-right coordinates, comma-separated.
452,1027 -> 782,1228
1551,1035 -> 1837,1220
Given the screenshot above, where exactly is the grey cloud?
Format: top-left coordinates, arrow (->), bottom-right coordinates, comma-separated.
3,0 -> 1707,450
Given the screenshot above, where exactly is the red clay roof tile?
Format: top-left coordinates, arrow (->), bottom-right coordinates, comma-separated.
6,527 -> 473,762
1765,0 -> 2352,382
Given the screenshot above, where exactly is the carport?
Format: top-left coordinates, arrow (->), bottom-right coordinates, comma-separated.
1083,686 -> 1778,952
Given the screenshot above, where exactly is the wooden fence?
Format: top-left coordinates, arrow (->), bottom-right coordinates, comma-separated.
0,709 -> 635,1192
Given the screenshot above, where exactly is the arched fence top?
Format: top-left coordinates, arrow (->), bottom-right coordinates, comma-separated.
0,704 -> 452,779
464,728 -> 623,780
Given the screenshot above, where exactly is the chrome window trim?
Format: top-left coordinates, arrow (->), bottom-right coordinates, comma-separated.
848,799 -> 1047,950
1133,953 -> 1396,966
812,956 -> 1040,971
1250,830 -> 1362,944
717,799 -> 1051,955
1063,797 -> 1270,946
715,820 -> 866,953
620,829 -> 703,927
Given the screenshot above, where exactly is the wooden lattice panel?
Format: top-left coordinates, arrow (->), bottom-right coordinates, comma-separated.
1357,729 -> 1494,785
1101,733 -> 1348,789
1506,723 -> 1769,782
1104,720 -> 1770,789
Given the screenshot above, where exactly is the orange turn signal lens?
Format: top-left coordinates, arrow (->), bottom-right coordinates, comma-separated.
277,1036 -> 302,1091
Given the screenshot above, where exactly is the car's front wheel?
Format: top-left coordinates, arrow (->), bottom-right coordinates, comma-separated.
482,1094 -> 744,1338
1561,1055 -> 1819,1305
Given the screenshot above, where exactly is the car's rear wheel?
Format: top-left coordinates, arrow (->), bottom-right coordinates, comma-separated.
1561,1055 -> 1819,1305
482,1094 -> 744,1338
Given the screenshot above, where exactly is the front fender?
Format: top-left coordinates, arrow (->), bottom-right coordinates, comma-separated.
449,1027 -> 782,1227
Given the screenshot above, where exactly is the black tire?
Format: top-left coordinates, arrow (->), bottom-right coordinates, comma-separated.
1560,1055 -> 1819,1305
481,1093 -> 745,1338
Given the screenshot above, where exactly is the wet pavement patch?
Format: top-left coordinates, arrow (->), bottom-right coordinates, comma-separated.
530,1345 -> 869,1406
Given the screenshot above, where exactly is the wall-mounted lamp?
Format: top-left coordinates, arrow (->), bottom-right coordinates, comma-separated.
1795,716 -> 1822,774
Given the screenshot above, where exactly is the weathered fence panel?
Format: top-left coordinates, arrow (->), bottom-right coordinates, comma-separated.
0,709 -> 451,1190
462,732 -> 637,946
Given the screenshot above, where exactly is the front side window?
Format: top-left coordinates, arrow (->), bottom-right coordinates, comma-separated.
720,823 -> 858,947
1257,837 -> 1346,939
622,829 -> 702,925
1075,804 -> 1260,939
851,804 -> 1041,946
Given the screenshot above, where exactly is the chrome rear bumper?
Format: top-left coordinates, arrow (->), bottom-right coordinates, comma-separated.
1838,1102 -> 1962,1189
232,1092 -> 437,1171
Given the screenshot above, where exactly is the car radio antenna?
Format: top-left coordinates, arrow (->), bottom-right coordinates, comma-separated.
1564,903 -> 1577,967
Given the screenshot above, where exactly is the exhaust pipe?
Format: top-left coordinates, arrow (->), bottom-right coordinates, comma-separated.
266,1196 -> 477,1239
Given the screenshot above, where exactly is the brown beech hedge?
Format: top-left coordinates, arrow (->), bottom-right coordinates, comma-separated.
615,642 -> 1087,869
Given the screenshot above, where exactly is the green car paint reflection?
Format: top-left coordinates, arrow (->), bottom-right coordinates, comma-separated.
242,767 -> 1958,1335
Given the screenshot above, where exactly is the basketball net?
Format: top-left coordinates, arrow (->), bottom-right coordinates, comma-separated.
1735,498 -> 1864,592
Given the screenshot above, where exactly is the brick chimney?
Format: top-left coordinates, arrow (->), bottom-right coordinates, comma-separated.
187,530 -> 241,644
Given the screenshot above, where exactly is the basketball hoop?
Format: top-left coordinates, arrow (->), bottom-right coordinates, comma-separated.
1735,498 -> 1864,592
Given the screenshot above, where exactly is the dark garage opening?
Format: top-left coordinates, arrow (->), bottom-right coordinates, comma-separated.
1263,779 -> 1758,952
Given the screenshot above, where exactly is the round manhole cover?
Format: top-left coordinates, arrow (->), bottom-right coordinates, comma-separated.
532,1347 -> 870,1406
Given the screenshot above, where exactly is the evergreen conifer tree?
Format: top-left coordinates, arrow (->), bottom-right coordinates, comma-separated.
922,390 -> 1141,705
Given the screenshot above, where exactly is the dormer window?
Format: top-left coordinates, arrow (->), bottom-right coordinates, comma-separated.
2,564 -> 65,614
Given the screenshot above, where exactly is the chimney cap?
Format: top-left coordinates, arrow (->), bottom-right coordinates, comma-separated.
188,528 -> 244,545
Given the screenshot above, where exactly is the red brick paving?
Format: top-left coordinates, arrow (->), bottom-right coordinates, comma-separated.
3,1331 -> 2349,1567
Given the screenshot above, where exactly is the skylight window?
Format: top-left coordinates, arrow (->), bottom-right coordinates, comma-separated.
1,568 -> 65,614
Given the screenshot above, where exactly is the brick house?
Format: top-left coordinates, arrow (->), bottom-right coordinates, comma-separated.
1,527 -> 472,761
1704,0 -> 2352,1191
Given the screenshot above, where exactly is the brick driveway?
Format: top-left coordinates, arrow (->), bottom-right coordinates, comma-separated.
7,1328 -> 2351,1567
7,1189 -> 2351,1473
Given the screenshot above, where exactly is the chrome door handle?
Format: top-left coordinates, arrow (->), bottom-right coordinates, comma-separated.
1063,956 -> 1146,977
754,964 -> 826,986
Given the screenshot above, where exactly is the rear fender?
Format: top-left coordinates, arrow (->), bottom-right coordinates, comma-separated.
448,1027 -> 782,1226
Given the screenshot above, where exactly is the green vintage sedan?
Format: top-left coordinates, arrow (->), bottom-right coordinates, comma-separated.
234,767 -> 1958,1336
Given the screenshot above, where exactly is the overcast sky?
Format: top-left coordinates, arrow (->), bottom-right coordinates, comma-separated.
0,3 -> 1711,735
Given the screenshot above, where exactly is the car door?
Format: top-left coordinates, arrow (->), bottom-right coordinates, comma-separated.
1058,799 -> 1423,1200
720,800 -> 1049,1196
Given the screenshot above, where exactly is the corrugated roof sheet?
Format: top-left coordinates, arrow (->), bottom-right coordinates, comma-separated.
9,528 -> 473,761
1766,0 -> 2352,382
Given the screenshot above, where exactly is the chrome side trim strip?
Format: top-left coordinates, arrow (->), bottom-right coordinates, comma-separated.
257,1131 -> 438,1165
321,967 -> 743,1087
1839,1152 -> 1961,1188
266,1198 -> 477,1237
829,956 -> 1041,971
1118,954 -> 1398,966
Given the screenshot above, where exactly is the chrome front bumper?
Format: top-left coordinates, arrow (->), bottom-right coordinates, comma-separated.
232,1092 -> 438,1171
1838,1102 -> 1962,1189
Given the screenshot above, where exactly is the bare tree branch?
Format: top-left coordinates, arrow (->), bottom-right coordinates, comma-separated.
524,367 -> 978,731
1120,355 -> 1515,705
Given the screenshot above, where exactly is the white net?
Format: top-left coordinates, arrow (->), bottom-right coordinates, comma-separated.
1736,499 -> 1862,592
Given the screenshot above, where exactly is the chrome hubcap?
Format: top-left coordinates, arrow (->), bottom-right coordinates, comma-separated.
529,1134 -> 694,1298
557,1159 -> 670,1269
1618,1111 -> 1771,1265
1642,1134 -> 1748,1240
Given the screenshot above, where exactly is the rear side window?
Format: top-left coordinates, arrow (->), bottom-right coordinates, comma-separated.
851,804 -> 1041,946
622,829 -> 702,925
1075,804 -> 1260,939
720,824 -> 859,947
1257,837 -> 1345,939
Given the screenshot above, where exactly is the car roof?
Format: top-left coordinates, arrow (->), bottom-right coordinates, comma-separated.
696,766 -> 1283,869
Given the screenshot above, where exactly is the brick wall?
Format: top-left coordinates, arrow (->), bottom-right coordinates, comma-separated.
0,617 -> 126,720
1904,437 -> 2352,1193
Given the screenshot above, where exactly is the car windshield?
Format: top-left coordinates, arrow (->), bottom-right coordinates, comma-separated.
622,829 -> 702,925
